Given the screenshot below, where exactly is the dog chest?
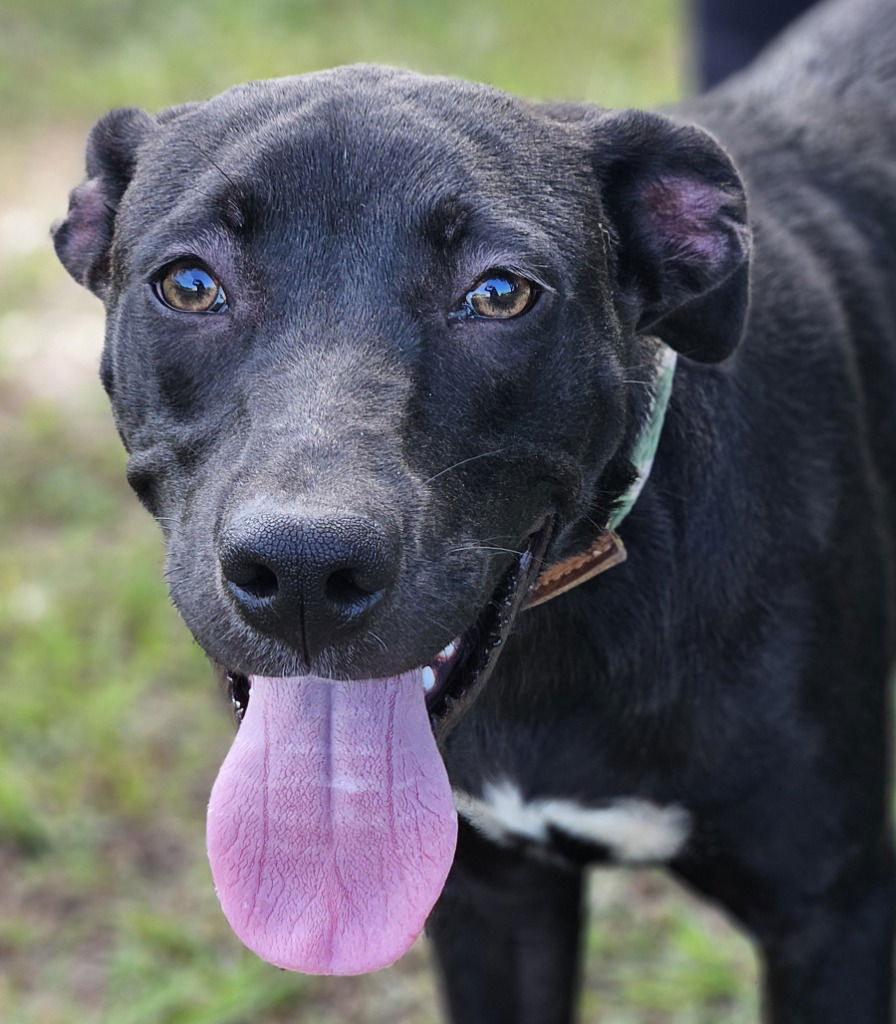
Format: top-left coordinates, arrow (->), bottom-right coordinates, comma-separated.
453,780 -> 690,864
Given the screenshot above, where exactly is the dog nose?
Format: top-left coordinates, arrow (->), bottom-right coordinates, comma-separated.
219,511 -> 397,660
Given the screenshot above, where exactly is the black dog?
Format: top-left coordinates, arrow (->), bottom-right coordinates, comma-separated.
53,0 -> 896,1018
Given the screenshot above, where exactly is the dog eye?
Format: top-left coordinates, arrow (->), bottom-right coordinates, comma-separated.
459,271 -> 537,320
153,260 -> 228,313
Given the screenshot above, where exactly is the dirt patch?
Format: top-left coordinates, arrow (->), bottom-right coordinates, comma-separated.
0,128 -> 105,408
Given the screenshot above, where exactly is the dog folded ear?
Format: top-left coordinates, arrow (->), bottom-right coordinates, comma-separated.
593,109 -> 751,363
52,107 -> 156,299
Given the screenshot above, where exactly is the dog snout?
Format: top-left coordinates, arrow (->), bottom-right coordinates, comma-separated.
219,509 -> 399,661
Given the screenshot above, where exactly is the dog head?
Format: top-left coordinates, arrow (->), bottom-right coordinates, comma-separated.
55,65 -> 749,693
54,65 -> 750,974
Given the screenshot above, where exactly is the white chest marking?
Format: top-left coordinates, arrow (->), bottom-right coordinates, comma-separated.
453,780 -> 690,863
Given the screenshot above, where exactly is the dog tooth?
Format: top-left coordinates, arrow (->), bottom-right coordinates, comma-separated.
421,666 -> 436,691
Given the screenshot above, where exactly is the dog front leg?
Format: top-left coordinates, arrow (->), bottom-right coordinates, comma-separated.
758,861 -> 896,1024
428,822 -> 585,1024
677,843 -> 896,1024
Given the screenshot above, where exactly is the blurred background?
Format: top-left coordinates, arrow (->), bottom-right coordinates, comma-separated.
0,1 -> 759,1020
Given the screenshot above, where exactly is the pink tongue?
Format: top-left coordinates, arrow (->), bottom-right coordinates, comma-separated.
206,671 -> 457,975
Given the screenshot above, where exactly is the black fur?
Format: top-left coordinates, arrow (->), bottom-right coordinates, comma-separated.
53,0 -> 896,1019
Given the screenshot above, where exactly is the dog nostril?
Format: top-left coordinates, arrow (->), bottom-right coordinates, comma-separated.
228,562 -> 279,600
325,567 -> 376,607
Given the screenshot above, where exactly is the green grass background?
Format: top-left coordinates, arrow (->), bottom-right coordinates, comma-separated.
0,1 -> 758,1020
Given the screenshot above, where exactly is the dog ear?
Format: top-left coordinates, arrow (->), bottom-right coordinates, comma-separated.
593,109 -> 751,363
52,107 -> 156,299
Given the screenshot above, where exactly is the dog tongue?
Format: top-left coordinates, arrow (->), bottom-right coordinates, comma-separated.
206,671 -> 457,974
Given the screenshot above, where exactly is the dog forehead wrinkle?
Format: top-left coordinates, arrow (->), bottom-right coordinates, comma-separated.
242,144 -> 513,253
149,67 -> 569,217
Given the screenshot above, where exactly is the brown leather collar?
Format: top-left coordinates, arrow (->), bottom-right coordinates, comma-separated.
524,530 -> 626,609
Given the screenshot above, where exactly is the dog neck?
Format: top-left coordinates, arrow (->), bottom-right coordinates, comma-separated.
526,341 -> 677,609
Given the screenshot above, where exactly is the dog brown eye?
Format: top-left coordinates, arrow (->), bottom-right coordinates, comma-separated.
462,272 -> 536,319
154,260 -> 227,313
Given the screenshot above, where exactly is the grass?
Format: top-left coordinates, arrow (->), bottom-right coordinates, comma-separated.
0,1 -> 758,1020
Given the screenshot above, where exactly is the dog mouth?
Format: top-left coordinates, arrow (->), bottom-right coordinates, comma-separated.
207,520 -> 552,977
225,519 -> 553,742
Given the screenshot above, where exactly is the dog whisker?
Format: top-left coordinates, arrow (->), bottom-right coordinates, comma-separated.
422,448 -> 506,485
446,545 -> 523,556
416,611 -> 456,638
367,630 -> 389,655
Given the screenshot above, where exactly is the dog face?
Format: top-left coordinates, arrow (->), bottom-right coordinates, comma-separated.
54,64 -> 749,716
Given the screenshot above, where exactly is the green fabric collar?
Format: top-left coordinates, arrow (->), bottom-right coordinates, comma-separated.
608,340 -> 678,529
525,340 -> 677,608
